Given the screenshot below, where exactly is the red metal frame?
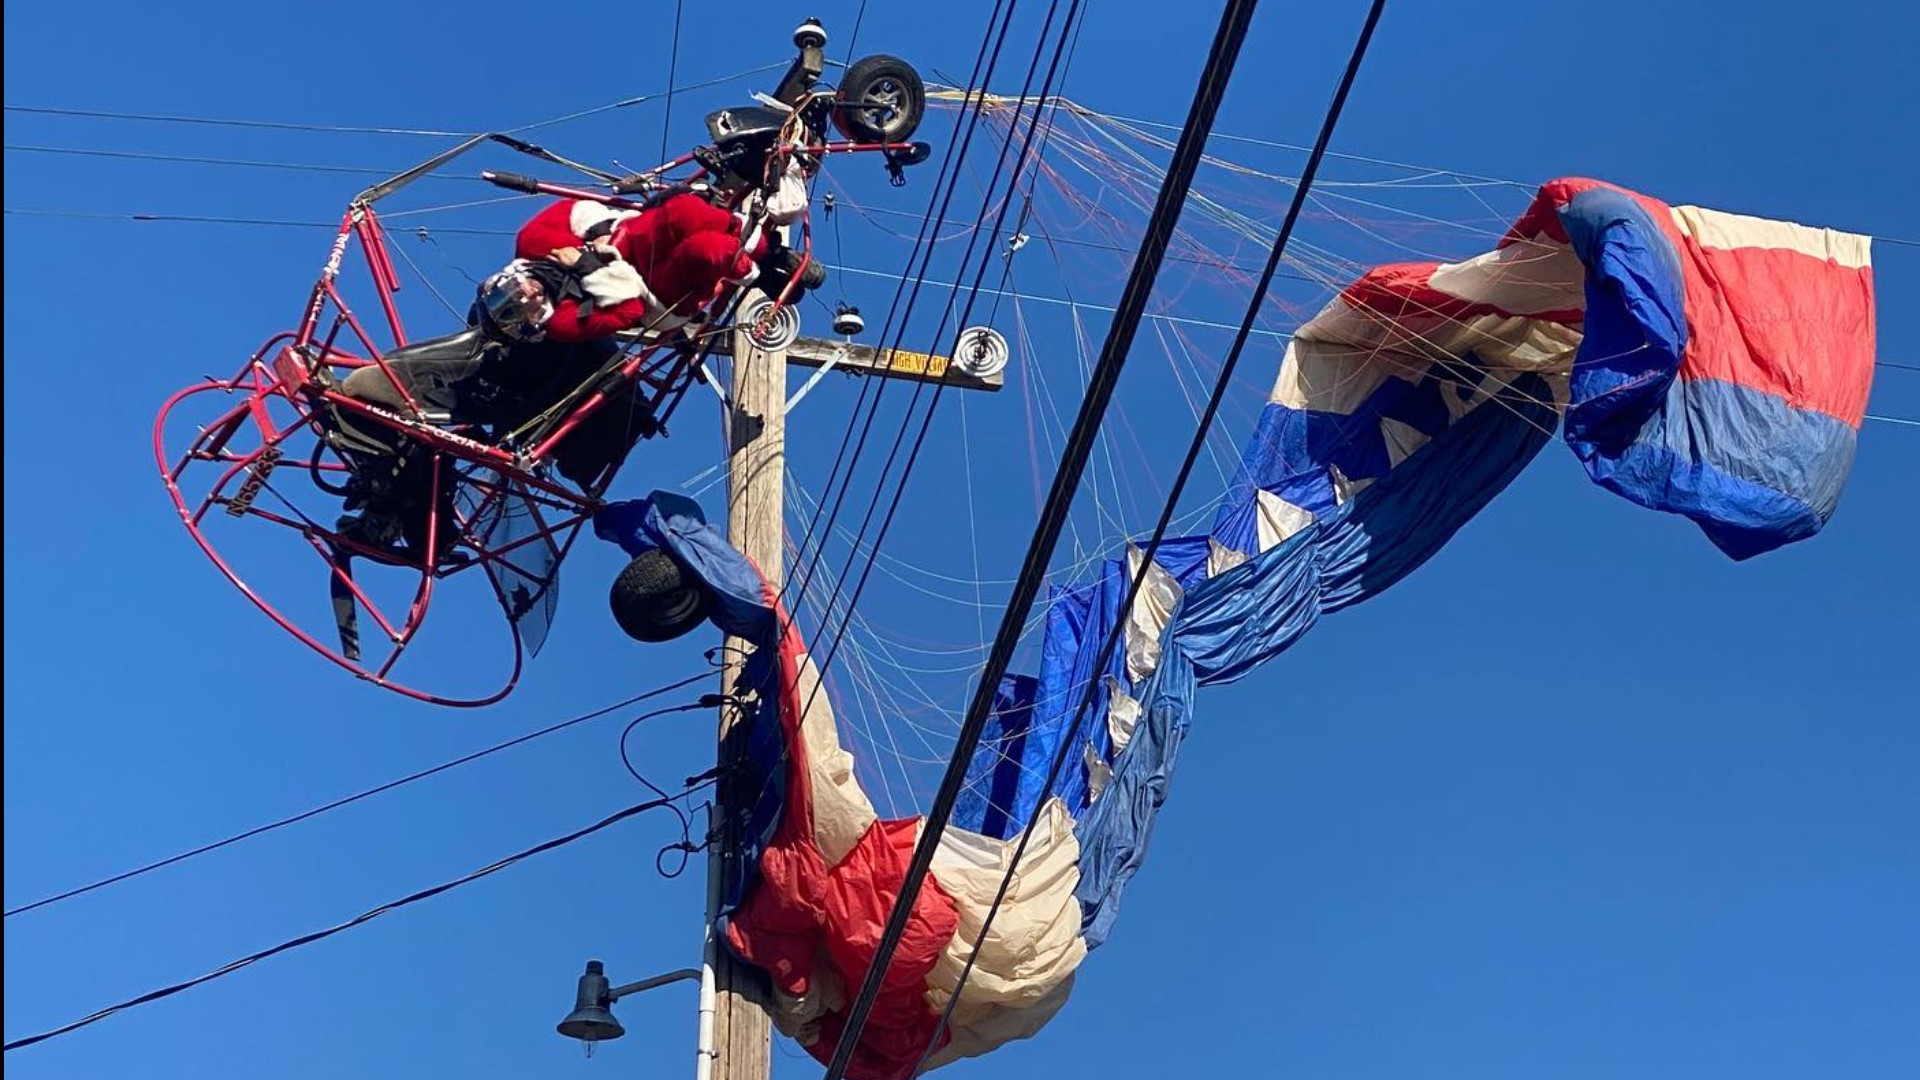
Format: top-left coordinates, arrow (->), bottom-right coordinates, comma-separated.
152,127 -> 904,706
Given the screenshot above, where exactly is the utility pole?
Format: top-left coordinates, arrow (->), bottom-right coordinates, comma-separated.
703,308 -> 1006,1080
706,322 -> 785,1080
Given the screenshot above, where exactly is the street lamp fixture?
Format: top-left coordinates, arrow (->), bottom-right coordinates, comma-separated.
557,960 -> 701,1053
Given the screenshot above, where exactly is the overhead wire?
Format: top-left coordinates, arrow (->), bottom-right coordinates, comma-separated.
842,0 -> 872,63
1,785 -> 713,1053
3,674 -> 714,919
724,0 -> 1057,874
4,143 -> 475,179
659,0 -> 686,165
1,104 -> 469,137
789,0 -> 1081,708
777,0 -> 1026,612
2,63 -> 789,142
6,206 -> 1916,405
818,0 -> 1264,1073
906,1 -> 1386,1070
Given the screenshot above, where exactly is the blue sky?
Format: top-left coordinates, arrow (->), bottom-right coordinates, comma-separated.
5,1 -> 1917,1079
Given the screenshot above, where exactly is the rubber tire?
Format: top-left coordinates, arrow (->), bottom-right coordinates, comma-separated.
833,55 -> 926,144
609,549 -> 710,643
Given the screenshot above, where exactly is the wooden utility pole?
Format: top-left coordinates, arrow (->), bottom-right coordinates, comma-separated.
705,311 -> 1006,1080
709,322 -> 784,1080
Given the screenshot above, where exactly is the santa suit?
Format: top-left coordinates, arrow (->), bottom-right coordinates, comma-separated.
514,165 -> 810,343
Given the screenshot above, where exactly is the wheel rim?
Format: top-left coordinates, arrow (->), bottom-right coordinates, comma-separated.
860,78 -> 908,136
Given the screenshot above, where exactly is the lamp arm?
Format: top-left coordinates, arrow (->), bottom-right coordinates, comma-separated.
607,967 -> 702,1001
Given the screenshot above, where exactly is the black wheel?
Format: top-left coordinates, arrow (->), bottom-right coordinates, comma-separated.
833,54 -> 926,144
609,548 -> 711,643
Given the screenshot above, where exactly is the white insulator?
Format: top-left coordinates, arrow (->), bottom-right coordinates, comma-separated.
952,325 -> 1009,379
739,294 -> 802,351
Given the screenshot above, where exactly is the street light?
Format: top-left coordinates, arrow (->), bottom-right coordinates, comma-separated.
557,960 -> 701,1054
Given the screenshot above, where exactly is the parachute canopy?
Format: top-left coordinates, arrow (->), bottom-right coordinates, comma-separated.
596,177 -> 1876,1080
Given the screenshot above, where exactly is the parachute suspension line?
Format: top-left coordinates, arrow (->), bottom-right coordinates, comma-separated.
1018,212 -> 1139,548
728,0 -> 1035,846
818,0 -> 1270,1073
778,0 -> 1093,784
782,478 -> 922,811
1032,107 -> 1574,440
783,0 -> 1088,783
1,675 -> 714,920
780,32 -> 1040,613
659,0 -> 685,166
777,0 -> 1023,615
907,2 -> 1389,1069
743,0 -> 1096,858
1151,318 -> 1240,488
960,393 -> 988,647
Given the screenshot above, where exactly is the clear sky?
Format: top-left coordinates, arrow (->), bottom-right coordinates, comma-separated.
5,2 -> 1917,1079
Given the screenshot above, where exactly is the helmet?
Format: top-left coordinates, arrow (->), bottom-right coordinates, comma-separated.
475,260 -> 556,341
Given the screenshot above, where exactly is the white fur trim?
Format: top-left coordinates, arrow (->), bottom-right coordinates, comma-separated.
741,220 -> 766,255
764,160 -> 810,225
582,260 -> 660,309
568,200 -> 639,240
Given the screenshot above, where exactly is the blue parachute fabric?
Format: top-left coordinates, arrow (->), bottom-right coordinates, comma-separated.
952,674 -> 1039,840
1072,632 -> 1197,948
1558,185 -> 1688,452
1316,372 -> 1561,613
1543,178 -> 1875,560
1174,523 -> 1325,685
589,180 -> 1874,1069
594,491 -> 774,639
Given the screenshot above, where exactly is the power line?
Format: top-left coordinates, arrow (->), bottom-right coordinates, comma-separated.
842,0 -> 871,63
777,0 -> 1029,614
789,0 -> 1089,797
1,786 -> 711,1053
5,143 -> 472,180
1,63 -> 789,143
1,207 -> 512,233
3,675 -> 714,919
909,1 -> 1385,1071
12,84 -> 1914,251
659,0 -> 685,165
1,104 -> 468,137
819,0 -> 1264,1073
506,62 -> 787,136
10,206 -> 1918,398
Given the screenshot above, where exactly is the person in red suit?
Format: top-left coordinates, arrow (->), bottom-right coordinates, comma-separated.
486,158 -> 818,342
507,191 -> 763,340
332,169 -> 820,560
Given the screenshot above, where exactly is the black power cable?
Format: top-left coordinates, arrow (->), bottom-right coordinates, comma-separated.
3,675 -> 713,919
908,2 -> 1389,1070
702,0 -> 1083,942
779,0 -> 1024,610
793,0 -> 1082,714
659,0 -> 685,165
820,1 -> 1267,1074
2,785 -> 711,1053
